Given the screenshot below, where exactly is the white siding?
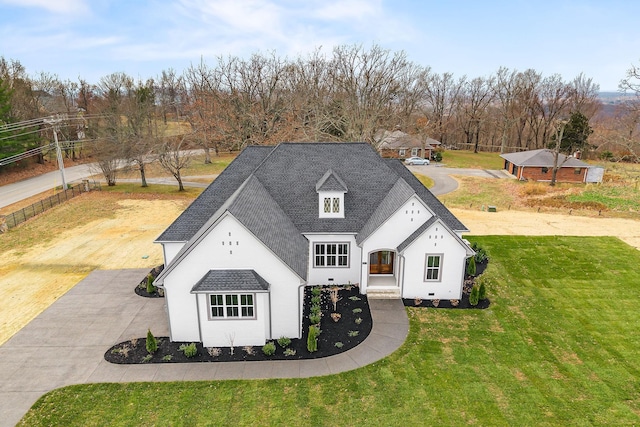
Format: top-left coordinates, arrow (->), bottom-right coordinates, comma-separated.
162,242 -> 185,265
162,214 -> 302,347
360,196 -> 433,292
401,221 -> 466,300
305,234 -> 361,286
195,292 -> 269,347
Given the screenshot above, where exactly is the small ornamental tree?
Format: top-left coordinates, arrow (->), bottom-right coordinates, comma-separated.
146,274 -> 156,294
466,256 -> 477,277
146,329 -> 158,354
307,325 -> 320,353
469,285 -> 480,306
479,281 -> 487,300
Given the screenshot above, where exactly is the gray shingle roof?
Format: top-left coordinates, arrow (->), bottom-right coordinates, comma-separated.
227,176 -> 309,279
156,146 -> 273,242
316,169 -> 348,192
356,178 -> 415,245
384,159 -> 468,232
500,149 -> 590,168
157,142 -> 469,283
397,216 -> 439,252
191,270 -> 270,293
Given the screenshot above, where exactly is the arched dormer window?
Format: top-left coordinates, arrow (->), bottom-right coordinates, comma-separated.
316,169 -> 347,219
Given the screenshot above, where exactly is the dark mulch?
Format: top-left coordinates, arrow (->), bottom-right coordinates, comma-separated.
134,265 -> 165,298
106,285 -> 372,364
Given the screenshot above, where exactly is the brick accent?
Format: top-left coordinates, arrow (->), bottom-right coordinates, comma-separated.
520,166 -> 586,183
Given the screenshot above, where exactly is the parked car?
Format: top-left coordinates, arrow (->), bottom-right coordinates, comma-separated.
404,156 -> 430,165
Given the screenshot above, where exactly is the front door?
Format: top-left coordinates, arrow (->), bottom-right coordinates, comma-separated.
369,251 -> 394,275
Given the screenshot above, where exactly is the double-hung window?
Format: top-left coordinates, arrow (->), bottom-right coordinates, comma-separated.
314,243 -> 349,267
209,294 -> 255,319
424,254 -> 443,281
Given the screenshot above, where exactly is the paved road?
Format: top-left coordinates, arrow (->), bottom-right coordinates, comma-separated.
407,164 -> 513,195
0,269 -> 408,427
0,164 -> 97,209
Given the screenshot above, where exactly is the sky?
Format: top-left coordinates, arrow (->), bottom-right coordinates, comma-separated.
0,0 -> 638,91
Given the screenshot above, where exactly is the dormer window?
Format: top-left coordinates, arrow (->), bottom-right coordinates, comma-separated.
316,169 -> 347,219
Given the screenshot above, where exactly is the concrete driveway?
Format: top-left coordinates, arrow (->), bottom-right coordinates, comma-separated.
407,164 -> 513,195
0,269 -> 408,426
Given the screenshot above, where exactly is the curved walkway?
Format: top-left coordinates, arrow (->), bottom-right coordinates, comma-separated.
0,269 -> 408,427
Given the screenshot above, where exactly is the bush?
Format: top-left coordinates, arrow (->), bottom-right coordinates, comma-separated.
178,342 -> 197,358
283,348 -> 296,356
469,285 -> 480,306
311,286 -> 322,296
479,281 -> 487,300
432,151 -> 443,162
146,329 -> 158,354
466,256 -> 476,276
310,304 -> 321,316
307,325 -> 320,353
471,242 -> 488,263
309,313 -> 321,325
277,336 -> 291,348
146,274 -> 156,294
262,341 -> 276,356
311,295 -> 321,305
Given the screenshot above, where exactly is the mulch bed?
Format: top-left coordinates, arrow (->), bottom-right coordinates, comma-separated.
403,259 -> 491,309
106,285 -> 372,364
134,265 -> 165,298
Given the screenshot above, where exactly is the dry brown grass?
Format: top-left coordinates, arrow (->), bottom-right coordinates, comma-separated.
0,192 -> 192,345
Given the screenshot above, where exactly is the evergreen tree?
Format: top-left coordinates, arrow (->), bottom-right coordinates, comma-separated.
550,111 -> 593,154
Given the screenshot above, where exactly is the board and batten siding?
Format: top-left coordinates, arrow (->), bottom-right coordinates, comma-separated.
162,213 -> 302,347
401,220 -> 467,300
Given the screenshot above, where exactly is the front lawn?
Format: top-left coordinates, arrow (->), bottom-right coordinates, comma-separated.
19,236 -> 640,426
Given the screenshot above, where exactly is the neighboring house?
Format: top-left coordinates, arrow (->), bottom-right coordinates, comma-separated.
154,143 -> 474,347
500,149 -> 597,183
376,129 -> 440,159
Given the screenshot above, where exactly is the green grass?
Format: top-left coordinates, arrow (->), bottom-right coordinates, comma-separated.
442,150 -> 504,169
18,236 -> 640,426
414,173 -> 435,189
439,176 -> 517,209
101,183 -> 203,197
567,185 -> 640,212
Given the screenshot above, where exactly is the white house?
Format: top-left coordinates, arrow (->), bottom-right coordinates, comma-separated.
154,143 -> 474,347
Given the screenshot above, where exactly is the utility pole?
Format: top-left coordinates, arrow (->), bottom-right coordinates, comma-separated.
43,115 -> 68,189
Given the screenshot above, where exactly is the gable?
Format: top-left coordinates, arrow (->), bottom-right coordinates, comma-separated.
156,146 -> 273,242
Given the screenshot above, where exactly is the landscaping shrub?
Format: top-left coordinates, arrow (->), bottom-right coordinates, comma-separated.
146,274 -> 156,294
471,242 -> 488,263
146,329 -> 158,354
277,337 -> 291,348
479,281 -> 487,300
310,304 -> 321,316
309,313 -> 321,325
469,285 -> 480,306
262,341 -> 276,356
178,342 -> 198,358
311,286 -> 321,296
432,151 -> 443,162
311,295 -> 321,305
307,325 -> 320,353
466,256 -> 476,276
283,348 -> 296,356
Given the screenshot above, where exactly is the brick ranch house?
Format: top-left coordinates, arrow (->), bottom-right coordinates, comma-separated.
375,129 -> 441,159
500,149 -> 597,183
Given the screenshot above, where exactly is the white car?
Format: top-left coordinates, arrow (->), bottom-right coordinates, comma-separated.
404,156 -> 430,165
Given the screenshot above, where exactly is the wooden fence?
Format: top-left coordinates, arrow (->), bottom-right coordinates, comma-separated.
1,181 -> 101,231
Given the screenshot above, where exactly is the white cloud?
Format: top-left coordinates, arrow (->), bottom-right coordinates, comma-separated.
0,0 -> 88,14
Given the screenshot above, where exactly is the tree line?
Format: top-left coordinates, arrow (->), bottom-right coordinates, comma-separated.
1,44 -> 639,185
